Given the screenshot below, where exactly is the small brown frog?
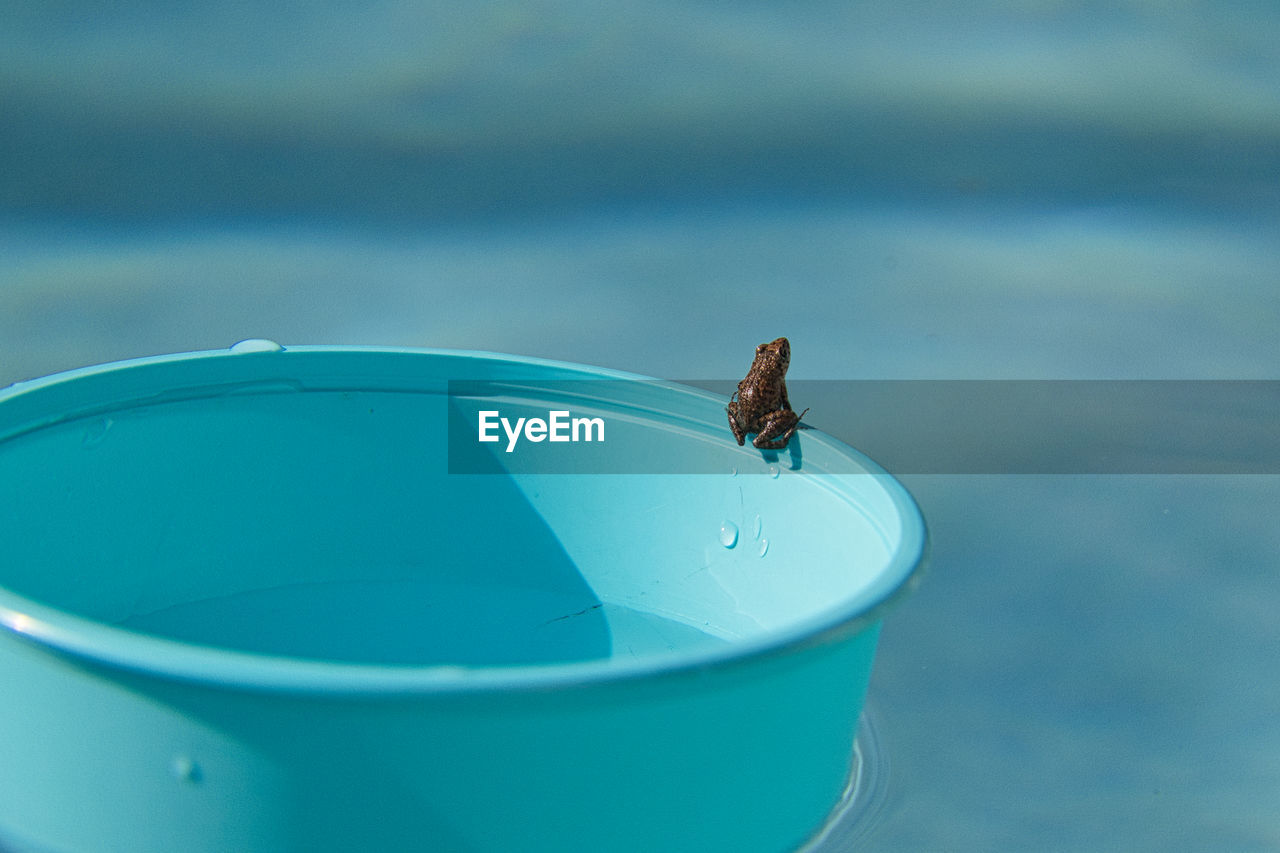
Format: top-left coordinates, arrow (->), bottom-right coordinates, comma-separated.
727,337 -> 809,449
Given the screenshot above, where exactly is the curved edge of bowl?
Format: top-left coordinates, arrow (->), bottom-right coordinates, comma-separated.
0,344 -> 928,696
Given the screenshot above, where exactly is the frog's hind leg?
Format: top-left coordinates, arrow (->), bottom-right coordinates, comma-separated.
751,409 -> 803,450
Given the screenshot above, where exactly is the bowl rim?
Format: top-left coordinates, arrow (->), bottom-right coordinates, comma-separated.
0,344 -> 928,696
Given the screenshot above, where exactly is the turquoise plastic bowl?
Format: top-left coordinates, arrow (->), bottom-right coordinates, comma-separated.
0,344 -> 925,853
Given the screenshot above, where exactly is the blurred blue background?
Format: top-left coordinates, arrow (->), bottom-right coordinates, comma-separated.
2,3 -> 1278,850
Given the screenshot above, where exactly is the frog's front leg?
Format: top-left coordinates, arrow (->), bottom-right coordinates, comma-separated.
726,398 -> 748,446
751,407 -> 809,450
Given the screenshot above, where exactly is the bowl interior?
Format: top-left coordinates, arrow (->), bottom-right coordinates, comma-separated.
0,347 -> 921,678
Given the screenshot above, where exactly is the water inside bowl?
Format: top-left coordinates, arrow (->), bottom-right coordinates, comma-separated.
116,579 -> 727,666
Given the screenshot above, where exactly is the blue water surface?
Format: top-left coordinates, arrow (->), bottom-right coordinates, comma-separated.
2,3 -> 1279,850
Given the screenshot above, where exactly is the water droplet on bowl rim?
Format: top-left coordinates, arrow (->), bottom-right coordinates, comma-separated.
718,521 -> 739,548
758,538 -> 769,557
170,755 -> 202,783
229,339 -> 284,354
81,417 -> 113,447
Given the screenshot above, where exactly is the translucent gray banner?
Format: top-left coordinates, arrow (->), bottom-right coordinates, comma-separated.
448,380 -> 1280,474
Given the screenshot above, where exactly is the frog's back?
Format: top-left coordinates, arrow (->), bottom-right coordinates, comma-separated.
737,373 -> 784,409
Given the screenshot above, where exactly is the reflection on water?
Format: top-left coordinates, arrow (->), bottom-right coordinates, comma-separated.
799,703 -> 891,852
